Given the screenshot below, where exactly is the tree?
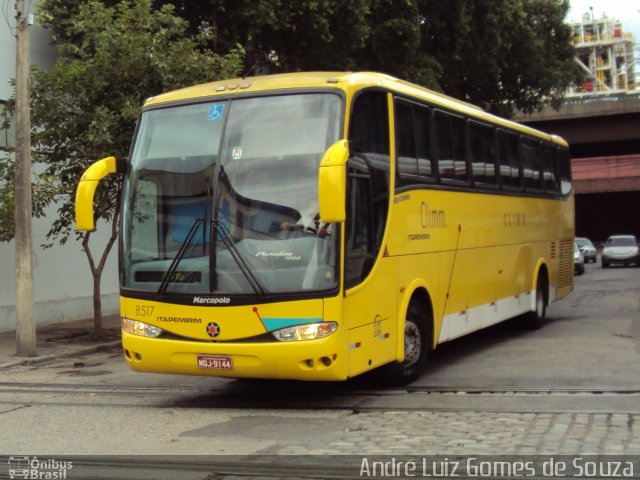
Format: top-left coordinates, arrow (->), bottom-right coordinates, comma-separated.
0,0 -> 243,339
162,0 -> 579,115
420,0 -> 581,115
163,0 -> 372,73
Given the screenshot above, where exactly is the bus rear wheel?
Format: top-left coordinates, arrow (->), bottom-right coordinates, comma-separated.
523,273 -> 547,330
382,301 -> 429,385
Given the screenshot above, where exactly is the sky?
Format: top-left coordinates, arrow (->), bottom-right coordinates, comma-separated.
568,0 -> 640,42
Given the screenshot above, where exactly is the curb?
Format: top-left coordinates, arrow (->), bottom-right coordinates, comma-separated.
0,340 -> 122,370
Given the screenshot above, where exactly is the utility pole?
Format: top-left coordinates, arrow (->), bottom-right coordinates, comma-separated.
14,0 -> 36,356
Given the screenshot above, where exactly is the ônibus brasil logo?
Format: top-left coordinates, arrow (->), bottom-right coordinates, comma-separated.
8,456 -> 73,479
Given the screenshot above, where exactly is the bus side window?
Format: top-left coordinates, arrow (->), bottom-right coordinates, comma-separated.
395,101 -> 418,179
542,145 -> 559,194
521,137 -> 542,192
414,105 -> 432,179
497,130 -> 521,190
395,99 -> 433,187
344,158 -> 375,289
558,147 -> 572,196
434,111 -> 467,183
469,121 -> 497,186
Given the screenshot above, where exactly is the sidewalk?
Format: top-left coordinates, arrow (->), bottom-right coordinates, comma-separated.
0,314 -> 121,369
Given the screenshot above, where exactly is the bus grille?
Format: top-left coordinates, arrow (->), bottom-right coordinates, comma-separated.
557,239 -> 574,289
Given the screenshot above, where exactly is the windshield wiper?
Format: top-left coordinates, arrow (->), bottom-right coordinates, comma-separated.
158,218 -> 203,295
214,220 -> 269,300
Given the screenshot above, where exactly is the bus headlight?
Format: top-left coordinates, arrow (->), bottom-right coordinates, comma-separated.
271,322 -> 337,341
122,318 -> 163,338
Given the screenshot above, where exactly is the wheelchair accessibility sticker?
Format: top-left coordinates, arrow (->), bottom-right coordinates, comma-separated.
207,103 -> 225,121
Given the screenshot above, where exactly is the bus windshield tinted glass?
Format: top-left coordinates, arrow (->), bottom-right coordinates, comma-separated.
121,93 -> 341,297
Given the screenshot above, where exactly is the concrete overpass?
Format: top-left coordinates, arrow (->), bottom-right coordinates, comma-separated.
514,95 -> 640,243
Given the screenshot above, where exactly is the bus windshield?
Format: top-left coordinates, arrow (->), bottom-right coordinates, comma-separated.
121,93 -> 342,297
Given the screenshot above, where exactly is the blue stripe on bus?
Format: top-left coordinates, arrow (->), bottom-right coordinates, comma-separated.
262,317 -> 321,332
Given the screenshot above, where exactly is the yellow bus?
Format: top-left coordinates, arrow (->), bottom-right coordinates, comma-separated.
76,72 -> 574,384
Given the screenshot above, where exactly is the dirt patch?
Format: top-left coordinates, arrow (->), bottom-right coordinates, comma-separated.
43,329 -> 121,345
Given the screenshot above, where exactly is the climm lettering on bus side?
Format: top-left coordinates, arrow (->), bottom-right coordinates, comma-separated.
421,201 -> 447,229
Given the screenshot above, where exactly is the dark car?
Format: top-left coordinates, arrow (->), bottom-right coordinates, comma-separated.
574,242 -> 585,275
575,237 -> 597,263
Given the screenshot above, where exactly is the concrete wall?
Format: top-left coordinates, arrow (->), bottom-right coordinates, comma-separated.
0,212 -> 120,331
0,4 -> 56,99
1,4 -> 120,332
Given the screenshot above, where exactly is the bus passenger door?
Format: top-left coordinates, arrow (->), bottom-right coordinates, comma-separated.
343,91 -> 397,378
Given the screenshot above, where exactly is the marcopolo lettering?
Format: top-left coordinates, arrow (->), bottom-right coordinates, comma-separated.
193,296 -> 231,305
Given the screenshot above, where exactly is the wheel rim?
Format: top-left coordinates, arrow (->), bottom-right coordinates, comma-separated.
535,285 -> 545,317
403,320 -> 422,367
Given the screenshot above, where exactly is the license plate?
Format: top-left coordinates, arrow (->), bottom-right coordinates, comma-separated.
197,355 -> 232,370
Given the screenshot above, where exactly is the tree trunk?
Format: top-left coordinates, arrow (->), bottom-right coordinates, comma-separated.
82,184 -> 121,341
92,273 -> 102,340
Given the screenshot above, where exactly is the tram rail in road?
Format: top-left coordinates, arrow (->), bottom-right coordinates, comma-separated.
1,380 -> 640,414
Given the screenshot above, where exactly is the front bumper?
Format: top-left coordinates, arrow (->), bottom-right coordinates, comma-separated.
122,330 -> 349,381
602,254 -> 639,265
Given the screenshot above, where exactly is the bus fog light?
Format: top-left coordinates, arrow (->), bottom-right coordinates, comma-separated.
122,317 -> 163,338
272,322 -> 337,341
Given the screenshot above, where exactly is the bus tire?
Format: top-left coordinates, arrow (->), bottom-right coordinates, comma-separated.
382,301 -> 430,385
524,273 -> 547,330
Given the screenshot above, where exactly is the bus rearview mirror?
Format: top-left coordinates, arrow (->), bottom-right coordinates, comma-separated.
75,156 -> 125,231
318,139 -> 349,223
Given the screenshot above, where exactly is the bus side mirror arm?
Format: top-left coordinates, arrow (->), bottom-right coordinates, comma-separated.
75,156 -> 126,231
318,139 -> 349,223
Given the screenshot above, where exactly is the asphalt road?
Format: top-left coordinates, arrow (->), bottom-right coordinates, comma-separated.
417,259 -> 640,389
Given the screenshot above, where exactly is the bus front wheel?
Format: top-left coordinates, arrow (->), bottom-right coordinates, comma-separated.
382,301 -> 430,385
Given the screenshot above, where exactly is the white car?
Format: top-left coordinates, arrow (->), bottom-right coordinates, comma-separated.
602,235 -> 640,268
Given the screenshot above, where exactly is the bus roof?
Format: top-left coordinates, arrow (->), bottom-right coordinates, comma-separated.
144,71 -> 568,147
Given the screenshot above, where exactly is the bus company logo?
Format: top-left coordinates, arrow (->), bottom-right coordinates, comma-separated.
504,211 -> 527,227
206,322 -> 221,338
8,456 -> 73,479
193,296 -> 231,305
420,201 -> 447,229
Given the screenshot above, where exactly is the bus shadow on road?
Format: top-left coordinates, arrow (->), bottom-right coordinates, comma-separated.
424,314 -> 550,371
161,317 -> 565,409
